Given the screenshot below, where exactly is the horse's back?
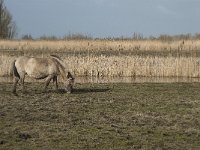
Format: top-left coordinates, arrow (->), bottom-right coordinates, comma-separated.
15,56 -> 58,79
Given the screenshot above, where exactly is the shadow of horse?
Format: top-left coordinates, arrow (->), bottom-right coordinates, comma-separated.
72,88 -> 110,94
54,87 -> 110,94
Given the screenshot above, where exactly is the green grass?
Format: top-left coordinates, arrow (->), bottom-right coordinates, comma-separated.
0,82 -> 200,150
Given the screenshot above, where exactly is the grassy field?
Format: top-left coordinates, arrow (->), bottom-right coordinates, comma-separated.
0,82 -> 200,150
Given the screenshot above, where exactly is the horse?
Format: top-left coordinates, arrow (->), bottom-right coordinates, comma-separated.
11,55 -> 74,94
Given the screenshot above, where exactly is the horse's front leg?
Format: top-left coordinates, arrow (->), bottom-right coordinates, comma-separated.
53,76 -> 58,91
44,75 -> 54,92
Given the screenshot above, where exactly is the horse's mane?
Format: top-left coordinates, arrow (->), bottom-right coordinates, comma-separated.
50,54 -> 62,60
50,55 -> 63,64
50,55 -> 67,80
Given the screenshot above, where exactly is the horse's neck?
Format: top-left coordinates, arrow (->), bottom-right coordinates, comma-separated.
50,56 -> 67,81
59,65 -> 67,81
54,60 -> 67,81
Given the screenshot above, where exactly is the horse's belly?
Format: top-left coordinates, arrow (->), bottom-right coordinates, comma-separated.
28,72 -> 48,79
25,64 -> 49,79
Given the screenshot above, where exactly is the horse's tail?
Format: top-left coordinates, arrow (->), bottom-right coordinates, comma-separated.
11,60 -> 20,78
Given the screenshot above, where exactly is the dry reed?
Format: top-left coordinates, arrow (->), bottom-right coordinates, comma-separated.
64,55 -> 200,78
0,39 -> 200,52
1,39 -> 200,78
1,54 -> 200,78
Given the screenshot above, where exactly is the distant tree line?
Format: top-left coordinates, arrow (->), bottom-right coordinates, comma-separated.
155,33 -> 200,42
22,33 -> 93,40
0,0 -> 17,39
21,32 -> 200,41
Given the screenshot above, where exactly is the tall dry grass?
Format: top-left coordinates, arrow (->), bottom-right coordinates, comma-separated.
1,54 -> 200,78
0,55 -> 15,76
1,39 -> 200,78
64,56 -> 200,77
1,39 -> 200,52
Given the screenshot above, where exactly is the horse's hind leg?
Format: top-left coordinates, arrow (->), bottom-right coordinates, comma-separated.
20,72 -> 26,93
12,77 -> 19,94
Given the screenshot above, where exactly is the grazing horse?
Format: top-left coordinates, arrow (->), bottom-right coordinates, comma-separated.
11,55 -> 74,94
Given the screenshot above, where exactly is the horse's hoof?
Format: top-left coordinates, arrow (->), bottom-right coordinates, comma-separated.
12,90 -> 16,93
67,89 -> 74,94
12,92 -> 18,96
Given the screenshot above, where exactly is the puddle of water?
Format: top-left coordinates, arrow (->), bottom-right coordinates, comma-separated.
1,76 -> 200,83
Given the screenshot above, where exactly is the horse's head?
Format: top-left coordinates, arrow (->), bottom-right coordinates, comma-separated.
65,72 -> 75,93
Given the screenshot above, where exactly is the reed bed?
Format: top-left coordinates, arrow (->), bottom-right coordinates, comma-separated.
0,39 -> 200,53
65,55 -> 200,78
1,39 -> 200,78
0,55 -> 14,76
1,54 -> 200,78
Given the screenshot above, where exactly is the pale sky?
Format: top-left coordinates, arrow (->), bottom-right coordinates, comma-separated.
5,0 -> 200,38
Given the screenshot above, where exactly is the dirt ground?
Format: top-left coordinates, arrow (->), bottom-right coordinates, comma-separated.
0,82 -> 200,150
